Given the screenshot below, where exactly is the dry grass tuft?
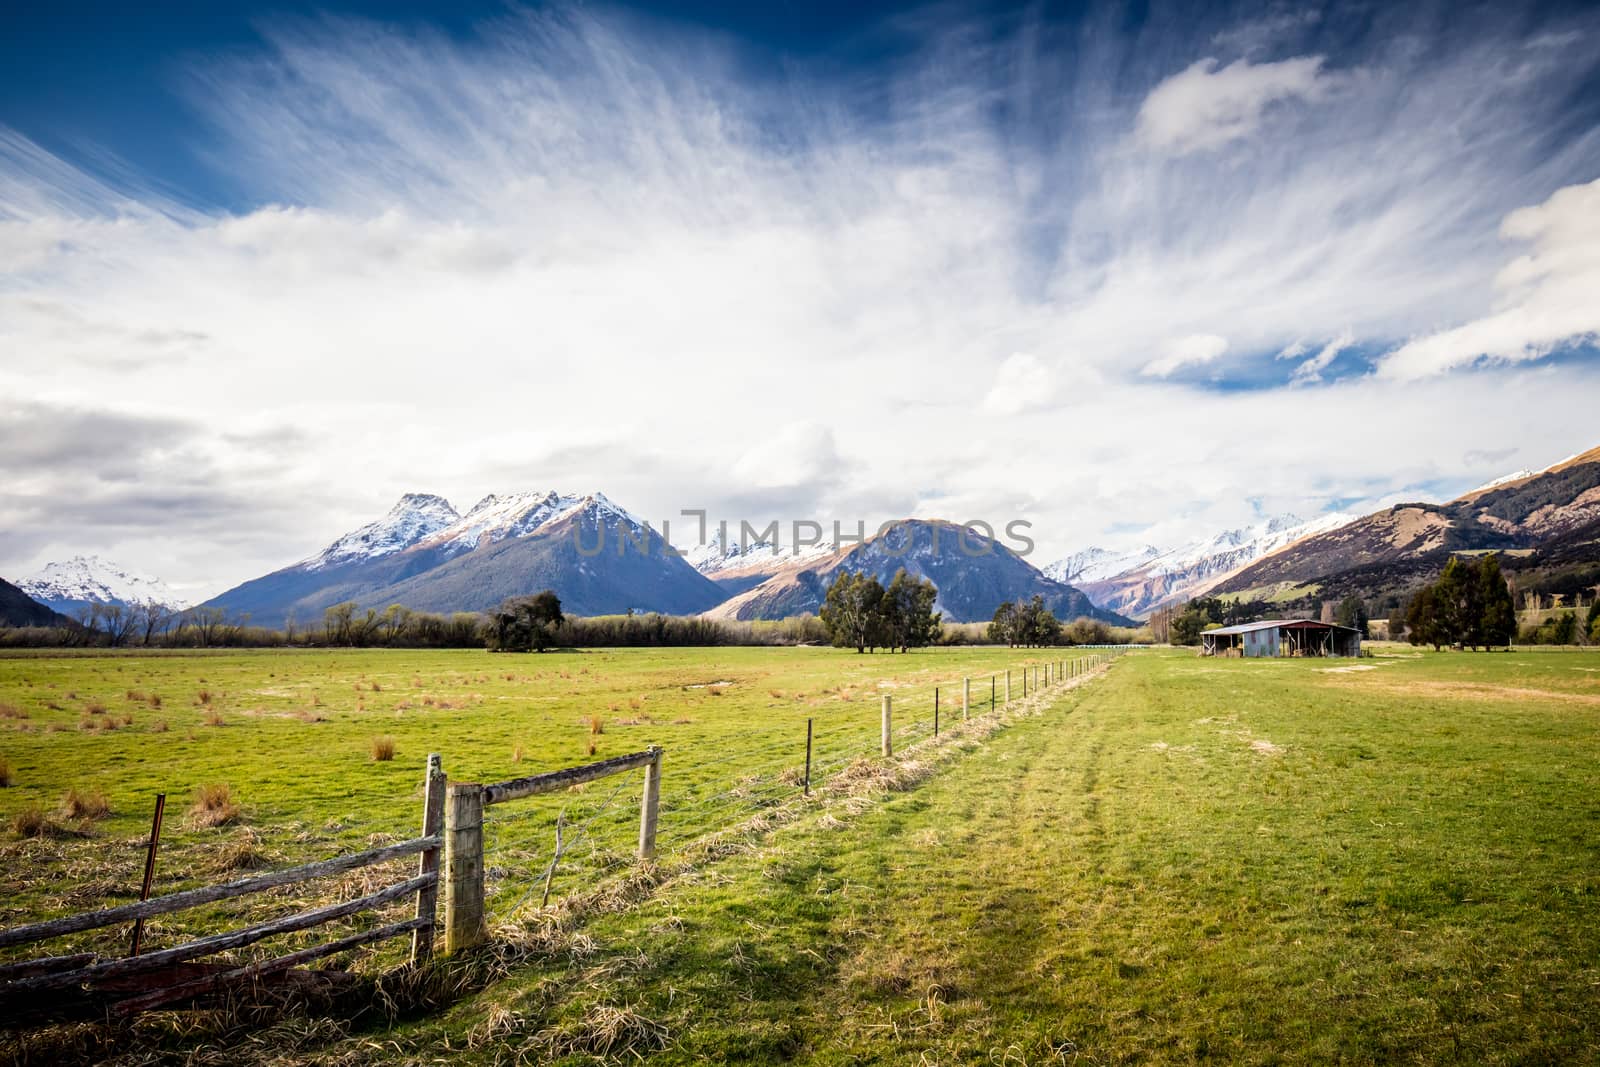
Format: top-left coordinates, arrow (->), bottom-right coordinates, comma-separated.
370,735 -> 397,762
119,712 -> 134,726
532,1004 -> 670,1058
190,782 -> 241,827
295,709 -> 326,723
83,701 -> 107,716
147,693 -> 163,709
202,707 -> 225,727
586,738 -> 598,757
149,718 -> 170,733
0,758 -> 10,787
672,716 -> 694,725
708,686 -> 725,697
125,689 -> 147,703
214,829 -> 272,871
11,804 -> 50,837
0,701 -> 26,719
512,744 -> 525,764
629,696 -> 644,710
61,786 -> 110,820
588,714 -> 605,736
196,689 -> 213,705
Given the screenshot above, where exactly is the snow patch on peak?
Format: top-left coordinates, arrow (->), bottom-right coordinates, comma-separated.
686,530 -> 838,575
1045,545 -> 1162,586
302,493 -> 460,571
1470,469 -> 1534,494
21,555 -> 185,609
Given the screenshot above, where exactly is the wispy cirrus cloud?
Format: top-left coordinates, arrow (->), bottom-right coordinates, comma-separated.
1,2 -> 1599,591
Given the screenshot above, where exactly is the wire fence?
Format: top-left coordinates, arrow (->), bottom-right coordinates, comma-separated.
0,648 -> 1134,980
473,650 -> 1133,923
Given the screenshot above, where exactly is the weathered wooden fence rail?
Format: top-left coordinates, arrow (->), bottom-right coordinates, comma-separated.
0,822 -> 441,1023
442,746 -> 663,953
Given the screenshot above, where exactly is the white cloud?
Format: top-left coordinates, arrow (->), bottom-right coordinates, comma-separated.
983,353 -> 1057,414
1,4 -> 1598,591
1291,330 -> 1355,384
1135,55 -> 1332,155
1377,178 -> 1600,381
1141,334 -> 1229,378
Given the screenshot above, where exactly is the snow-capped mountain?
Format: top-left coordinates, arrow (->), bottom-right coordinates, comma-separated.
414,491 -> 583,556
20,555 -> 186,614
1073,513 -> 1355,619
685,531 -> 839,576
207,490 -> 720,624
704,518 -> 1127,625
1043,545 -> 1161,586
302,493 -> 460,571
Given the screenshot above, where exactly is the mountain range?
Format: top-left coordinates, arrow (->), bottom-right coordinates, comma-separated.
1210,445 -> 1600,606
1048,514 -> 1355,619
11,441 -> 1598,632
205,491 -> 726,626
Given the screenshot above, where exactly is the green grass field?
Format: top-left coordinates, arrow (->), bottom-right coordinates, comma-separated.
4,645 -> 1599,1064
0,645 -> 1073,968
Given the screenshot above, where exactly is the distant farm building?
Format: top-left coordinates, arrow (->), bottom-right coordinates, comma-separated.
1200,619 -> 1363,658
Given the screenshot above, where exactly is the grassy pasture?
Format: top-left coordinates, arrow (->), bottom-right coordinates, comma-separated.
5,646 -> 1598,1065
312,645 -> 1593,1065
0,645 -> 1068,966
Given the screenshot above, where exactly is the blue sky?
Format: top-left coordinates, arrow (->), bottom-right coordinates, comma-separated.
2,0 -> 1599,596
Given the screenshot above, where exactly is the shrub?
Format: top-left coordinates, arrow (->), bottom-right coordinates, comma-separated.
190,783 -> 240,827
62,787 -> 110,820
11,805 -> 49,837
370,735 -> 396,761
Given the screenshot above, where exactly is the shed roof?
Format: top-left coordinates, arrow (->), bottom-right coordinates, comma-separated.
1204,618 -> 1362,637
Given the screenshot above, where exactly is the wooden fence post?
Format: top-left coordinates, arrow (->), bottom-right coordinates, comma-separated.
411,754 -> 446,966
639,747 -> 662,861
443,782 -> 484,955
962,677 -> 970,720
1005,670 -> 1012,703
881,695 -> 893,757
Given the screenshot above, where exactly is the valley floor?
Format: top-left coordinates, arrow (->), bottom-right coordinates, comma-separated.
8,647 -> 1600,1064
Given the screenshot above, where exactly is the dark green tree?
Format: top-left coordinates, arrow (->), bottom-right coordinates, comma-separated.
988,601 -> 1020,647
821,571 -> 885,653
1477,554 -> 1516,649
487,590 -> 564,652
1334,595 -> 1369,637
1405,584 -> 1446,651
882,569 -> 941,652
